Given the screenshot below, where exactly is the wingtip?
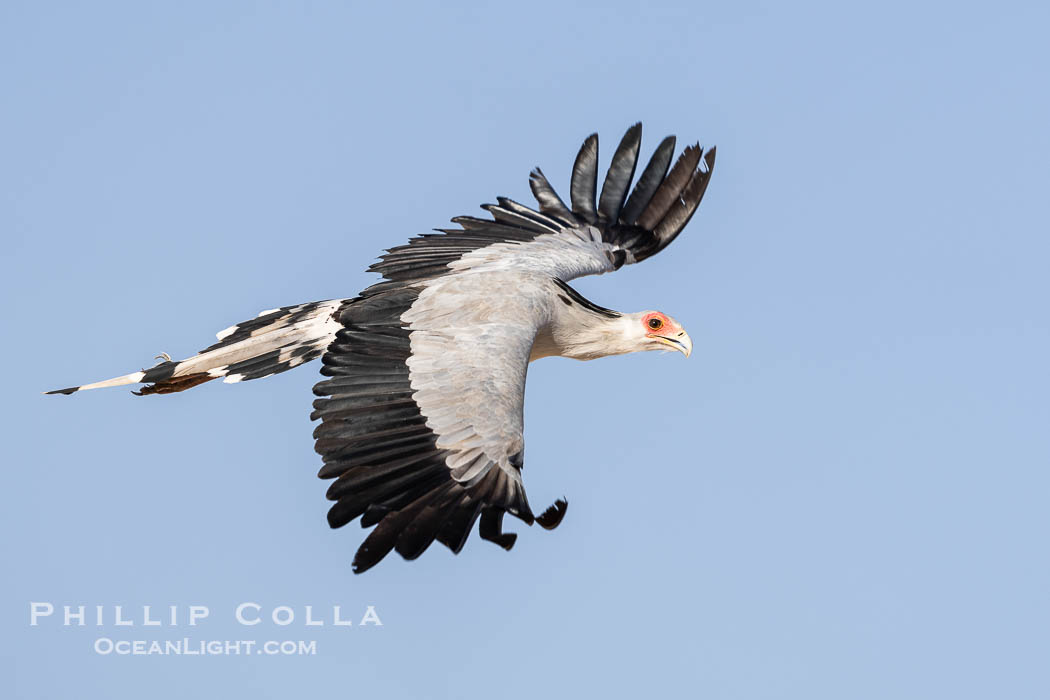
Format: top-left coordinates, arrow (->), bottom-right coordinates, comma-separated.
44,387 -> 78,396
351,539 -> 389,574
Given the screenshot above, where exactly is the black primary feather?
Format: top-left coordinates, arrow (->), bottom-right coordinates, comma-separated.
598,123 -> 642,223
528,167 -> 575,223
653,147 -> 717,250
569,134 -> 599,223
635,143 -> 704,231
620,135 -> 676,225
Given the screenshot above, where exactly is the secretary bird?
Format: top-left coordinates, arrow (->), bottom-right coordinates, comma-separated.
47,123 -> 716,572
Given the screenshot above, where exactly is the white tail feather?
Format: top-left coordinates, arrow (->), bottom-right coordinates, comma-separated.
46,299 -> 347,395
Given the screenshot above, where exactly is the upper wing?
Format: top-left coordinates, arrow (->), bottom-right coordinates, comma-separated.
366,123 -> 716,289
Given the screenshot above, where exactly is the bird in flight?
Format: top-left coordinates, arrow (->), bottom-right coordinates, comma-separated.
48,124 -> 717,573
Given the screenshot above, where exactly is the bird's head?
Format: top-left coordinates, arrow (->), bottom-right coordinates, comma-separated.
624,311 -> 692,358
544,286 -> 693,362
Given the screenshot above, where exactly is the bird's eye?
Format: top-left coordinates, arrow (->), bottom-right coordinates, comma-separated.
647,317 -> 664,331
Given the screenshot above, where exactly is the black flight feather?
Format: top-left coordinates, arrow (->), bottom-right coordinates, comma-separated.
635,143 -> 704,231
435,496 -> 484,553
653,147 -> 717,249
482,202 -> 560,234
598,123 -> 642,223
621,135 -> 676,225
569,133 -> 599,223
528,167 -> 575,223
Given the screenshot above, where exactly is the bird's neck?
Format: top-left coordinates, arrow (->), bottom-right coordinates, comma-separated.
531,309 -> 633,362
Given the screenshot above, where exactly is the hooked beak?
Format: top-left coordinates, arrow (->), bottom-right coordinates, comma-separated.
651,330 -> 692,358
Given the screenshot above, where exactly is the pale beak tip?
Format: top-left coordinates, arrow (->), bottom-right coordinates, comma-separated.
678,331 -> 693,359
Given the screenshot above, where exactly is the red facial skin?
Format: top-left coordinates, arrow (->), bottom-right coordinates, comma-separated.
642,312 -> 673,336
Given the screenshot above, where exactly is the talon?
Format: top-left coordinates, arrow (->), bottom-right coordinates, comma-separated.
155,352 -> 172,363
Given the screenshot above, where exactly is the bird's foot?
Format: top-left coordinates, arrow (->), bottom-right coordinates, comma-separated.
536,498 -> 568,530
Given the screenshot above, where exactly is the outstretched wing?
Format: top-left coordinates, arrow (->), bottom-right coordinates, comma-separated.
316,124 -> 713,571
366,122 -> 716,289
313,284 -> 557,573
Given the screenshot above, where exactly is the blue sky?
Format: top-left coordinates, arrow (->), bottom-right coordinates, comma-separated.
3,1 -> 1048,698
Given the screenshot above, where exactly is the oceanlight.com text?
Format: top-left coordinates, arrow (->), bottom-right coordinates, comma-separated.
94,638 -> 318,656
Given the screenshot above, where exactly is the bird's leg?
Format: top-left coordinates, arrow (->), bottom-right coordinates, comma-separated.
479,509 -> 518,550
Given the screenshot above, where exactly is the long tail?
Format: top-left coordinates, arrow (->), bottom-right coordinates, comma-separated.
46,299 -> 349,396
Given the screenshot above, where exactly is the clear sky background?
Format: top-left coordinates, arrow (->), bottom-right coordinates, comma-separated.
3,1 -> 1048,698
